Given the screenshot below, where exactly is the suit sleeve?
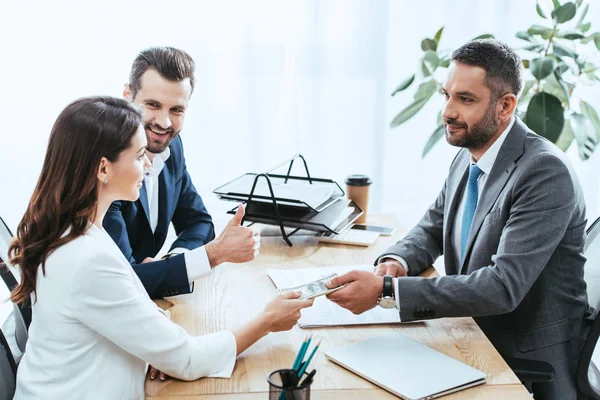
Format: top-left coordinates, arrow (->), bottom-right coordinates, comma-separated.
70,252 -> 237,380
103,201 -> 192,299
169,146 -> 215,251
376,180 -> 446,276
395,153 -> 580,322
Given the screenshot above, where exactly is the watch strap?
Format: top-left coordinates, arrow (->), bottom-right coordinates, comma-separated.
382,275 -> 393,298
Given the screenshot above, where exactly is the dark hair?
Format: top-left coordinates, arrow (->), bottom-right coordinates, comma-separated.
8,96 -> 142,304
128,46 -> 196,99
451,39 -> 523,101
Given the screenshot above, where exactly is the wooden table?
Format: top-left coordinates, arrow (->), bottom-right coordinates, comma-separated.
146,215 -> 530,399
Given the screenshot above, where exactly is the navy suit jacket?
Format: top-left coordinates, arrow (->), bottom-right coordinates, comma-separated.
103,136 -> 215,299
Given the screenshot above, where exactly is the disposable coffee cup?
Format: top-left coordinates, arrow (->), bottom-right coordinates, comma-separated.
345,174 -> 372,224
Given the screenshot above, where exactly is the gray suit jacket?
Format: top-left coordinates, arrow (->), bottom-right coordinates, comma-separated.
382,118 -> 589,399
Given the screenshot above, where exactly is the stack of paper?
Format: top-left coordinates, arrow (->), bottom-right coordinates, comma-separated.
267,265 -> 402,328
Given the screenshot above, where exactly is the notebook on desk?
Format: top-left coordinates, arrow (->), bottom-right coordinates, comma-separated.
326,332 -> 486,400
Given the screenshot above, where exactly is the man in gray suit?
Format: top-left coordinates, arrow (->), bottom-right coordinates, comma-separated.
326,40 -> 589,399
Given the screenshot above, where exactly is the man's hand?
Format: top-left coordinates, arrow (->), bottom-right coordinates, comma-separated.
148,366 -> 169,381
142,257 -> 156,264
374,259 -> 407,278
205,204 -> 261,267
325,270 -> 384,315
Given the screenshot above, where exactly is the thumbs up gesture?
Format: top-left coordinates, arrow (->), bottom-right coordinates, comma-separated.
228,203 -> 246,227
205,204 -> 261,268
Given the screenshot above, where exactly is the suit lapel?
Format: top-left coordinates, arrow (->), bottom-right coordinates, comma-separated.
459,118 -> 527,273
444,150 -> 469,275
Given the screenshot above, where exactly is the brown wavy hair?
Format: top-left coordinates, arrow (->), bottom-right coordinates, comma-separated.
8,96 -> 142,304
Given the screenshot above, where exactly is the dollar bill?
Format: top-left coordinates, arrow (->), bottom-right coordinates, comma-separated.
280,273 -> 344,299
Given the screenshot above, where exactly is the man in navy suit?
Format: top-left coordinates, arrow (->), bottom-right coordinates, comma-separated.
103,47 -> 259,301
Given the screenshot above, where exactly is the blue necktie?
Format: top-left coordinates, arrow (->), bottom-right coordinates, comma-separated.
461,164 -> 483,261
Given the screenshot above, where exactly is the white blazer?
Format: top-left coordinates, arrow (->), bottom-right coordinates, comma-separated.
14,224 -> 236,400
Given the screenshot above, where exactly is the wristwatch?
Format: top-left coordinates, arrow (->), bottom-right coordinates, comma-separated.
377,275 -> 396,309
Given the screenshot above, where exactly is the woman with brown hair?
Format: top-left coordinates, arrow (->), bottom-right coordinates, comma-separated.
9,96 -> 312,399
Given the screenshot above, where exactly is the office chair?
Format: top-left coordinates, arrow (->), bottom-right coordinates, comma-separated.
577,216 -> 600,398
0,216 -> 31,354
0,328 -> 17,400
506,216 -> 600,398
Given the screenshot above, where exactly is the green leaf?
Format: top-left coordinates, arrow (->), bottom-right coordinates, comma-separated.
522,59 -> 530,69
391,99 -> 430,128
526,92 -> 565,143
552,2 -> 577,23
586,72 -> 600,81
577,4 -> 590,25
570,112 -> 598,159
439,57 -> 450,68
433,27 -> 444,44
557,63 -> 570,74
578,22 -> 592,33
531,57 -> 558,80
423,50 -> 438,69
437,110 -> 443,126
528,24 -> 552,34
561,56 -> 581,74
422,125 -> 445,158
543,71 -> 572,105
536,2 -> 547,19
560,31 -> 585,39
554,118 -> 575,151
581,32 -> 600,44
473,34 -> 494,40
552,42 -> 578,58
583,62 -> 598,73
518,83 -> 536,115
391,75 -> 415,96
390,80 -> 438,128
421,38 -> 437,52
516,31 -> 535,42
576,3 -> 589,26
576,0 -> 583,6
552,0 -> 561,10
414,79 -> 439,101
594,36 -> 600,51
519,80 -> 536,104
421,51 -> 439,77
523,43 -> 546,52
528,25 -> 554,39
580,100 -> 600,141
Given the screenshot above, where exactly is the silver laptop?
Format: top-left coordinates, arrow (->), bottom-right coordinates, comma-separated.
326,332 -> 487,400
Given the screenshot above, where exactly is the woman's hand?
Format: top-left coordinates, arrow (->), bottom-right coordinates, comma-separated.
263,292 -> 314,332
233,292 -> 314,355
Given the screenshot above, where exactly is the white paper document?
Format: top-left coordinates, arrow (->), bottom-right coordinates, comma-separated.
267,265 -> 402,328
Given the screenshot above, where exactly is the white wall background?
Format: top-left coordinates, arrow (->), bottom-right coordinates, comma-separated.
1,0 -> 599,235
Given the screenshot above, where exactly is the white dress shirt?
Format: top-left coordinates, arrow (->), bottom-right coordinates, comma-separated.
144,148 -> 212,282
14,224 -> 236,400
380,117 -> 515,318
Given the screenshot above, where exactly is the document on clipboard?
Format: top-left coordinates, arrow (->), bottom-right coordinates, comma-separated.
267,265 -> 403,328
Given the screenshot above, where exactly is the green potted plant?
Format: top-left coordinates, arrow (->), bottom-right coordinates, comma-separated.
391,0 -> 600,160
